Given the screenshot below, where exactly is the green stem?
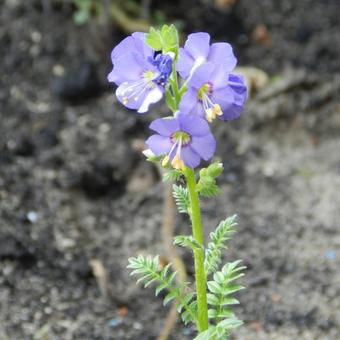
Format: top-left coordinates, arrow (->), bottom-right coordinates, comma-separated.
184,167 -> 209,332
170,61 -> 181,109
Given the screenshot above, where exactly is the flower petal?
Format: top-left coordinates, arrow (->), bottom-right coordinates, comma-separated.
116,81 -> 146,110
177,112 -> 211,136
177,48 -> 195,79
211,73 -> 247,121
189,63 -> 215,89
108,52 -> 150,85
179,88 -> 199,114
111,33 -> 153,64
110,36 -> 135,64
184,32 -> 210,60
180,146 -> 201,168
131,32 -> 154,59
229,74 -> 248,98
213,83 -> 247,120
190,134 -> 216,161
145,135 -> 172,156
210,87 -> 235,112
149,117 -> 179,136
208,43 -> 237,71
138,86 -> 163,113
210,64 -> 229,90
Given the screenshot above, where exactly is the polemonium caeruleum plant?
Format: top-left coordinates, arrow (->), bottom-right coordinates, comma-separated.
108,25 -> 247,339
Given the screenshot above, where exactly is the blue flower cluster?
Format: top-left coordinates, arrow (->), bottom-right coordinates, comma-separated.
108,31 -> 247,169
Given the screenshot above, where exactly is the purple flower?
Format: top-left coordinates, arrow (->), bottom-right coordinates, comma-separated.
107,33 -> 173,113
108,32 -> 154,67
146,112 -> 216,169
177,32 -> 237,79
179,62 -> 247,122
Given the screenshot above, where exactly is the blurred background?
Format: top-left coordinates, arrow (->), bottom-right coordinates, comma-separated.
0,0 -> 339,339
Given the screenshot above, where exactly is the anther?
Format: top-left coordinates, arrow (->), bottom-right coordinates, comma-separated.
171,155 -> 185,170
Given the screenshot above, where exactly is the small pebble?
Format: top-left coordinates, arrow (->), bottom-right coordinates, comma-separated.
132,322 -> 142,330
325,250 -> 336,261
31,31 -> 42,43
108,318 -> 123,328
27,211 -> 39,223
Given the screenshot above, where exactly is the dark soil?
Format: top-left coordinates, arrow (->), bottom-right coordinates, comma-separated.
1,1 -> 339,339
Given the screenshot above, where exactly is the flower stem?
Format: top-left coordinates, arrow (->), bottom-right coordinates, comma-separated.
184,167 -> 209,332
170,61 -> 181,109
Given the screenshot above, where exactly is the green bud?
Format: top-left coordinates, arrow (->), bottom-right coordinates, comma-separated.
206,162 -> 224,178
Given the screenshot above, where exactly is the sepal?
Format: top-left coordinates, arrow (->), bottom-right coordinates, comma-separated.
145,24 -> 179,54
196,162 -> 224,198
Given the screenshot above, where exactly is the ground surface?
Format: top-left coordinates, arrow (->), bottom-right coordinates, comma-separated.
0,1 -> 339,339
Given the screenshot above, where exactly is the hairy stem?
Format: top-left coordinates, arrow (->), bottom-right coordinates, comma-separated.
184,167 -> 209,332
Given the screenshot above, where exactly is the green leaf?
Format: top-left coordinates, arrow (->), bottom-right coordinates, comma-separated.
145,25 -> 179,53
161,24 -> 179,52
208,308 -> 218,319
220,297 -> 240,306
207,293 -> 220,306
163,169 -> 182,182
206,257 -> 245,327
155,282 -> 168,296
205,215 -> 237,275
216,308 -> 234,319
173,184 -> 190,214
165,89 -> 177,112
222,260 -> 243,274
224,284 -> 245,295
181,310 -> 194,325
145,27 -> 162,50
194,326 -> 219,340
174,235 -> 203,251
163,290 -> 178,305
218,317 -> 243,330
127,255 -> 197,325
207,281 -> 223,294
213,271 -> 225,284
195,318 -> 242,340
177,292 -> 194,313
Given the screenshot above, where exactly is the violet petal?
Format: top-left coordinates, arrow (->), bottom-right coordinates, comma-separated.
146,135 -> 172,156
149,117 -> 180,136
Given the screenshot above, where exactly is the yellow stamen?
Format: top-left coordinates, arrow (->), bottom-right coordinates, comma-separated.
213,104 -> 223,116
206,108 -> 215,122
162,155 -> 170,167
123,96 -> 128,105
171,155 -> 185,170
205,104 -> 223,122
